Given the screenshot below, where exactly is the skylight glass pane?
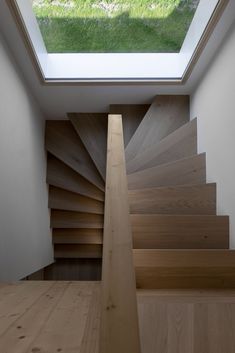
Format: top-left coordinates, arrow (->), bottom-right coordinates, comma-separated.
32,0 -> 199,53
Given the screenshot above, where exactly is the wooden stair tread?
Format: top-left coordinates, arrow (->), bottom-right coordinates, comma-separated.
51,210 -> 104,228
69,113 -> 108,181
134,249 -> 235,289
129,183 -> 216,215
125,96 -> 189,162
110,104 -> 149,147
127,118 -> 197,174
49,186 -> 104,214
131,214 -> 229,249
47,154 -> 104,201
128,153 -> 206,190
45,120 -> 104,191
53,229 -> 103,244
54,244 -> 102,258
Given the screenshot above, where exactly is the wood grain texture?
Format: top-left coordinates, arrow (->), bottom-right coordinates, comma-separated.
100,115 -> 141,353
51,210 -> 104,228
137,291 -> 235,353
134,249 -> 235,289
131,214 -> 229,249
54,244 -> 102,258
110,104 -> 149,147
69,113 -> 108,180
129,183 -> 216,215
49,186 -> 104,214
127,118 -> 197,174
53,228 -> 103,244
128,153 -> 206,189
125,96 -> 189,162
47,154 -> 104,201
45,120 -> 104,190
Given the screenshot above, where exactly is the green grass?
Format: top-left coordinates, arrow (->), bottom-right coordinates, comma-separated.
32,0 -> 199,53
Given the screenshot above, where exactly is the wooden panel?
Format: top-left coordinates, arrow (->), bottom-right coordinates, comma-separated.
54,244 -> 102,258
129,183 -> 216,215
51,210 -> 104,228
100,115 -> 141,353
49,186 -> 104,214
47,154 -> 104,201
131,214 -> 229,249
134,249 -> 235,289
127,118 -> 197,174
110,104 -> 149,147
69,113 -> 108,180
45,120 -> 104,190
125,96 -> 189,162
137,291 -> 235,353
53,228 -> 103,244
128,153 -> 206,189
44,259 -> 102,280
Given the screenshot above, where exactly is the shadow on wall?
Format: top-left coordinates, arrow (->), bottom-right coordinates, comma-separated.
35,1 -> 198,53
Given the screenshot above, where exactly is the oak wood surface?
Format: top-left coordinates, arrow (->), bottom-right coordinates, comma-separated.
69,113 -> 108,180
127,118 -> 197,174
49,186 -> 104,214
51,210 -> 104,228
53,228 -> 103,244
47,154 -> 104,201
54,244 -> 102,258
100,115 -> 141,353
125,96 -> 189,162
129,183 -> 216,215
128,153 -> 206,189
46,120 -> 104,190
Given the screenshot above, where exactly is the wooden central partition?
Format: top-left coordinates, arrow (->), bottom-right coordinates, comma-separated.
100,115 -> 141,353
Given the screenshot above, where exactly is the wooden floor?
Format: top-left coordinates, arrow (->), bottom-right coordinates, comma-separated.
1,281 -> 235,353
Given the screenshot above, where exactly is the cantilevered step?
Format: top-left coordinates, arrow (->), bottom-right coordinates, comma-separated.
45,121 -> 104,190
129,183 -> 216,215
110,104 -> 149,147
53,229 -> 103,244
47,154 -> 104,202
127,118 -> 197,174
125,96 -> 189,162
54,244 -> 102,258
49,186 -> 104,214
69,113 -> 108,180
51,210 -> 104,228
133,250 -> 235,289
128,153 -> 206,190
131,215 -> 229,249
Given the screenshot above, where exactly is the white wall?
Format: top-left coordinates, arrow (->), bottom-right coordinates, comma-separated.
0,32 -> 54,281
191,21 -> 235,247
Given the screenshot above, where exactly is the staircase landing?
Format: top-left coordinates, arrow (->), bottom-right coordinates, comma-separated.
1,281 -> 235,353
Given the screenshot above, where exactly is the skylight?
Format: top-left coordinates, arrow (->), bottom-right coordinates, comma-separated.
32,0 -> 199,53
10,0 -> 226,81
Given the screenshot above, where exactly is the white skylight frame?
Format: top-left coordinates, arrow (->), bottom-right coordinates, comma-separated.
10,0 -> 227,83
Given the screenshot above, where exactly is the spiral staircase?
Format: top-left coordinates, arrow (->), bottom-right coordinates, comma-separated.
44,95 -> 235,353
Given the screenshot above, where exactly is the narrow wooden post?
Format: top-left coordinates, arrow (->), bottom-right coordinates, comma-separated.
99,115 -> 141,353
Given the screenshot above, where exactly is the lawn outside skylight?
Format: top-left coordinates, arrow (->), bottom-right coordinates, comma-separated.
32,0 -> 200,53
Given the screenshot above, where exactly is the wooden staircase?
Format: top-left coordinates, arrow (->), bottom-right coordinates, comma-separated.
44,95 -> 235,353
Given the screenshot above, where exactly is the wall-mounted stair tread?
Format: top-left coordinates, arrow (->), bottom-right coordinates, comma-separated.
110,104 -> 150,147
129,183 -> 216,215
51,210 -> 104,228
47,154 -> 104,201
134,249 -> 235,289
49,186 -> 104,214
53,229 -> 103,244
125,96 -> 189,162
45,120 -> 104,191
69,113 -> 108,181
54,244 -> 102,258
128,153 -> 206,190
131,214 -> 229,249
127,118 -> 197,174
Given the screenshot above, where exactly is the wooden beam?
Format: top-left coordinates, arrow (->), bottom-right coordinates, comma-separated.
100,115 -> 141,353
